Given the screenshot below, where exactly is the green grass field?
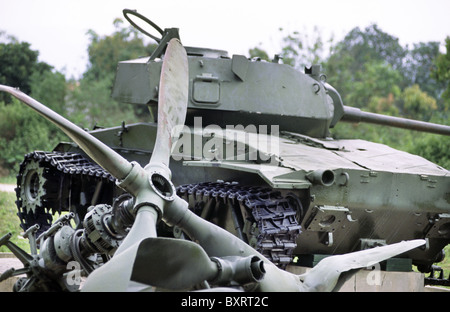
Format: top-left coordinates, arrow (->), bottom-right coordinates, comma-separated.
0,190 -> 30,253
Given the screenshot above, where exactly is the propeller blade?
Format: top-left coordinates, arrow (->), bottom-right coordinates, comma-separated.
0,85 -> 133,181
81,240 -> 141,291
300,239 -> 426,291
82,237 -> 216,292
113,38 -> 189,254
149,38 -> 189,169
84,38 -> 189,290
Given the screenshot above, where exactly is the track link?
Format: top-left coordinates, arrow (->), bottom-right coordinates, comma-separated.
177,181 -> 302,268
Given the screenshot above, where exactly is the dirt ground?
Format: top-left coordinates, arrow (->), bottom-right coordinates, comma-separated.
0,184 -> 15,193
0,254 -> 23,292
0,255 -> 22,273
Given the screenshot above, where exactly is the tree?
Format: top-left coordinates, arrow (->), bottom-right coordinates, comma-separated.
66,18 -> 157,128
0,98 -> 66,172
66,72 -> 136,128
367,93 -> 399,116
0,32 -> 52,101
432,37 -> 450,112
406,131 -> 450,169
0,32 -> 67,173
326,24 -> 406,74
279,26 -> 331,69
399,84 -> 437,120
403,41 -> 443,99
325,24 -> 408,105
29,70 -> 67,114
344,61 -> 402,110
248,47 -> 270,62
84,18 -> 157,82
248,26 -> 332,70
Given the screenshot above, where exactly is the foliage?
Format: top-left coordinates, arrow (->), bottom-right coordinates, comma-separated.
405,41 -> 443,99
29,69 -> 67,114
66,73 -> 137,128
84,18 -> 157,82
325,25 -> 444,111
278,26 -> 331,69
0,19 -> 158,175
248,46 -> 270,62
400,84 -> 437,120
250,23 -> 448,169
324,25 -> 448,168
432,37 -> 450,112
0,98 -> 66,173
65,18 -> 156,128
344,61 -> 402,110
0,33 -> 69,174
405,123 -> 450,169
0,32 -> 52,102
249,26 -> 333,70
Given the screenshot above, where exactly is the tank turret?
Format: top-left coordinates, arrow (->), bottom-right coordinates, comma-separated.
112,28 -> 450,138
112,50 -> 339,138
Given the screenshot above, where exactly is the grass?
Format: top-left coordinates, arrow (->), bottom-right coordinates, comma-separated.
443,245 -> 450,273
0,175 -> 16,184
0,191 -> 30,253
433,244 -> 450,277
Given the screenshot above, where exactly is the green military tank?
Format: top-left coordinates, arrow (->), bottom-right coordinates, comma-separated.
0,9 -> 449,292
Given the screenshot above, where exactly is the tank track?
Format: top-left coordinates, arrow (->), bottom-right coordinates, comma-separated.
176,181 -> 302,268
16,151 -> 115,236
15,152 -> 301,268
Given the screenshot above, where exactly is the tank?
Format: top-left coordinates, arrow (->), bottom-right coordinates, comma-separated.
0,9 -> 449,292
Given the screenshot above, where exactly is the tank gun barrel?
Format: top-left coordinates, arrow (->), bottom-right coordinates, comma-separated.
341,106 -> 450,136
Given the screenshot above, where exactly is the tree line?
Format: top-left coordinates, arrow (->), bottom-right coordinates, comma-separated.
0,21 -> 448,176
253,24 -> 449,169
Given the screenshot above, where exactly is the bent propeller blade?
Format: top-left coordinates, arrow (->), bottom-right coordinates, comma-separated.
149,38 -> 189,169
300,239 -> 426,292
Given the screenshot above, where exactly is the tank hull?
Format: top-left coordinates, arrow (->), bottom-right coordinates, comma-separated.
54,122 -> 449,269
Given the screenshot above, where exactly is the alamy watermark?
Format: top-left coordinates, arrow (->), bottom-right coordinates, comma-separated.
171,117 -> 280,165
65,261 -> 83,286
365,262 -> 382,286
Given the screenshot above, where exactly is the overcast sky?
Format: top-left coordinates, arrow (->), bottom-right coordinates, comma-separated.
1,0 -> 449,79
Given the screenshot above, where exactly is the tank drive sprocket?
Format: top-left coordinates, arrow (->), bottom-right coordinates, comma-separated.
15,151 -> 116,236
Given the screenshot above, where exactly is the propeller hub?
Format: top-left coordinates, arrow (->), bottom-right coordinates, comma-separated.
148,171 -> 175,201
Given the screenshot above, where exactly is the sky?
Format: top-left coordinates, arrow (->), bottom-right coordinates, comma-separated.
1,0 -> 449,79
